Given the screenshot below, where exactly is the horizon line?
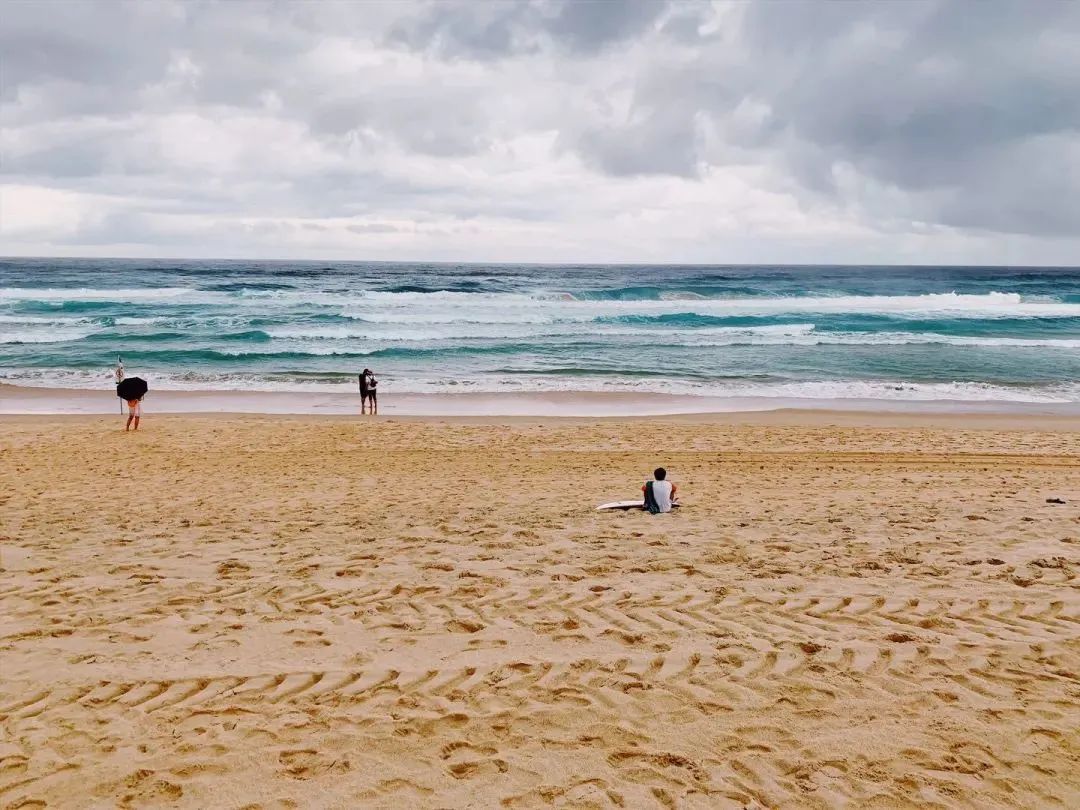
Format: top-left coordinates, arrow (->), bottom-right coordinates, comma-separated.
3,255 -> 1079,270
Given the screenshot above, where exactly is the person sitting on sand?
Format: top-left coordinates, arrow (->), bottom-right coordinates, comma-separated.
125,397 -> 143,432
642,467 -> 678,513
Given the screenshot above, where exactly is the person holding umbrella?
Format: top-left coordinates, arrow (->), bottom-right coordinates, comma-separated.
116,375 -> 148,431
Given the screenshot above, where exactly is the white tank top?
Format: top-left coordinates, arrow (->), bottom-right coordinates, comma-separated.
652,480 -> 673,512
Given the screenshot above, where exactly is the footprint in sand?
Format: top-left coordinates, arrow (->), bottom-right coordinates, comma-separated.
467,638 -> 507,649
445,619 -> 486,633
277,749 -> 350,779
447,758 -> 509,779
285,628 -> 331,647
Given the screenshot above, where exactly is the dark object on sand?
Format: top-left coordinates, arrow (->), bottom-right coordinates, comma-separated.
644,481 -> 662,514
116,377 -> 148,400
1046,497 -> 1066,504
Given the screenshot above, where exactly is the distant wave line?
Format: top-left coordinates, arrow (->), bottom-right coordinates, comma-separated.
3,287 -> 1080,319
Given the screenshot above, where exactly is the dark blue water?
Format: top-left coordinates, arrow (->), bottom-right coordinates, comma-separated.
1,258 -> 1078,403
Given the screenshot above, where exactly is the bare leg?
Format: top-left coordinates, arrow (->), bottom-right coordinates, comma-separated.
132,416 -> 140,431
126,413 -> 134,431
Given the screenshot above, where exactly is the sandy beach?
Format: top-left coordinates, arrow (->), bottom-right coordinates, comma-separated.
2,413 -> 1078,809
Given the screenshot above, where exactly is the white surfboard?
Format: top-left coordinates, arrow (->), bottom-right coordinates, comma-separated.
596,500 -> 681,511
596,500 -> 645,511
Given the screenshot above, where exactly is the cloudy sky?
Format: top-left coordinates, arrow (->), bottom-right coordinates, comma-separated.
2,0 -> 1079,264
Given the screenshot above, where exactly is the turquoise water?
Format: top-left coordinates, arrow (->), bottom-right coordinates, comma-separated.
1,258 -> 1079,404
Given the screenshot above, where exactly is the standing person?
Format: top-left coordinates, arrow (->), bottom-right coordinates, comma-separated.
359,368 -> 372,414
125,396 -> 142,431
366,370 -> 378,415
117,375 -> 148,430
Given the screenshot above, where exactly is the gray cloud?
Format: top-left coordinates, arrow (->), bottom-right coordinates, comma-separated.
386,0 -> 668,59
559,1 -> 1080,236
545,0 -> 667,53
2,0 -> 1078,261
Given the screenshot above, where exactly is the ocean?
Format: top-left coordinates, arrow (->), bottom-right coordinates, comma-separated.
2,258 -> 1079,409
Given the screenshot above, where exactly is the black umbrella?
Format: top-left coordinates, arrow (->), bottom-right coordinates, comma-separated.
116,376 -> 148,400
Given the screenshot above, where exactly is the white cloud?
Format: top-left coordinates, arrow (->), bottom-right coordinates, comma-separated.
0,184 -> 120,239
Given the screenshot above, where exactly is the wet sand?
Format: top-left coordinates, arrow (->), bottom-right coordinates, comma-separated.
5,383 -> 1080,419
1,415 -> 1078,808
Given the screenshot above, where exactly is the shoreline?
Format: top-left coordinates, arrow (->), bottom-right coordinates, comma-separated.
3,391 -> 1080,432
3,383 -> 1080,425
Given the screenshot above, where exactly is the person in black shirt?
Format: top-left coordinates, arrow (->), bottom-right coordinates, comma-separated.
359,368 -> 378,414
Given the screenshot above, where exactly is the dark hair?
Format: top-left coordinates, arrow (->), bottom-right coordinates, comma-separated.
654,467 -> 667,480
